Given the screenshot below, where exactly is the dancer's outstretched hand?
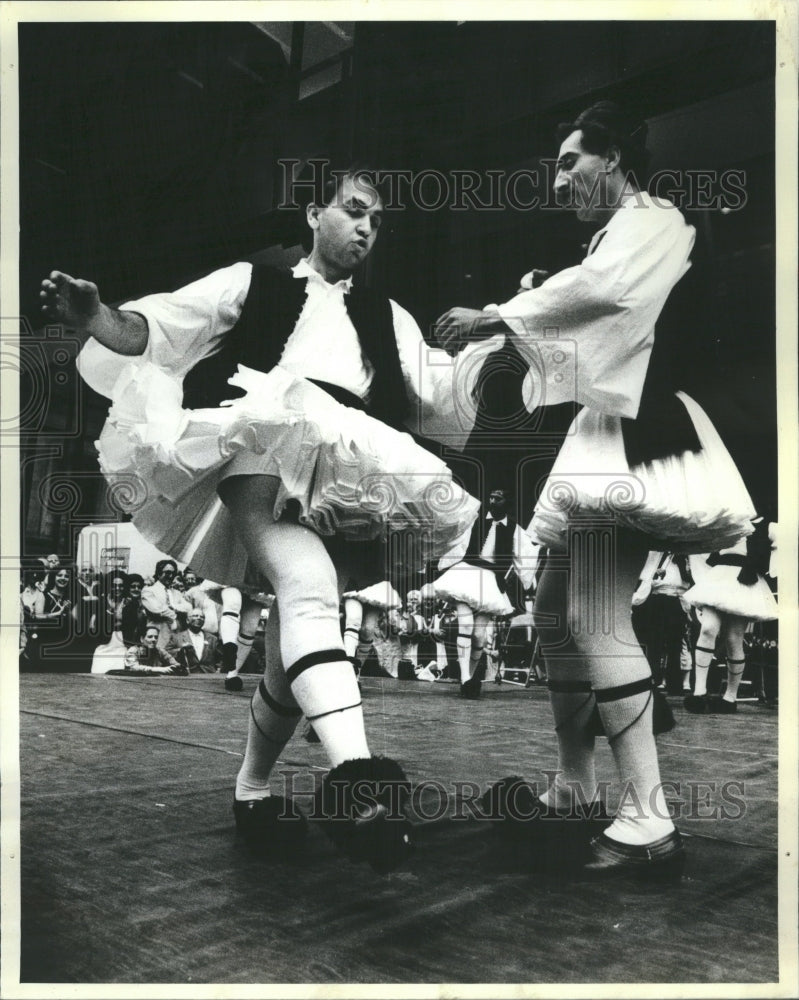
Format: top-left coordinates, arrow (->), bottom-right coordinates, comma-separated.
40,271 -> 101,330
433,306 -> 487,356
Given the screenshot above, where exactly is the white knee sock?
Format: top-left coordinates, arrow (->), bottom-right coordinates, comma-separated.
540,679 -> 598,811
236,679 -> 301,800
288,654 -> 369,766
693,644 -> 715,697
723,658 -> 746,702
234,630 -> 256,672
595,682 -> 674,845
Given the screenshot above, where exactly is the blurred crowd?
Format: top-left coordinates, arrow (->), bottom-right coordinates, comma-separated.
18,554 -> 272,676
19,541 -> 778,710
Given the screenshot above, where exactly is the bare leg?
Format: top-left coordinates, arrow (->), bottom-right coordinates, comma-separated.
235,603 -> 302,799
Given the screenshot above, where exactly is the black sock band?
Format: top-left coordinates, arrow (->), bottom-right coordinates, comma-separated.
457,633 -> 473,641
696,644 -> 716,655
258,678 -> 301,718
344,627 -> 360,636
222,611 -> 240,620
286,648 -> 347,685
548,679 -> 592,693
593,676 -> 653,703
307,700 -> 362,723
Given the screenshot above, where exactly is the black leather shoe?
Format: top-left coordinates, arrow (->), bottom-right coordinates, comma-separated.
224,674 -> 244,692
460,675 -> 482,700
582,829 -> 685,882
233,795 -> 308,854
480,776 -> 609,841
683,693 -> 708,714
709,696 -> 737,714
315,756 -> 414,875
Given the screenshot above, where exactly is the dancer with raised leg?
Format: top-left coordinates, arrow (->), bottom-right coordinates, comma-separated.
42,166 -> 482,874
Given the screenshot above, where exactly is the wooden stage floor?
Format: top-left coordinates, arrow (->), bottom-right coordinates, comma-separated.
16,672 -> 781,987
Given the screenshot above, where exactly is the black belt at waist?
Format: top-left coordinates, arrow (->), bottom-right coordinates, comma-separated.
706,553 -> 746,569
307,378 -> 367,412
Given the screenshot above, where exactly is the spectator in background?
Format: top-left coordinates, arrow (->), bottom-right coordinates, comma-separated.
141,559 -> 193,646
167,608 -> 221,674
398,590 -> 426,680
89,570 -> 130,673
98,571 -> 128,641
120,573 -> 147,646
31,565 -> 76,668
20,567 -> 49,669
631,551 -> 695,693
21,567 -> 47,618
75,564 -> 99,629
125,623 -> 185,674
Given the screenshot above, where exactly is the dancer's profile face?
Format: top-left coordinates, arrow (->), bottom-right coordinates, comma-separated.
308,175 -> 383,281
553,129 -> 612,222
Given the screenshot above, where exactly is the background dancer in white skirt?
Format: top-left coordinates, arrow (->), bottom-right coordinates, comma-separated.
341,580 -> 403,678
683,519 -> 778,714
436,102 -> 757,881
41,166 -> 484,874
433,488 -> 537,699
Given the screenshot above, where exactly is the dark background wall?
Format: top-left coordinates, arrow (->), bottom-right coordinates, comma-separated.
19,19 -> 777,557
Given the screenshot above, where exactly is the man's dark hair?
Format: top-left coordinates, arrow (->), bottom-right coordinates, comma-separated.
154,559 -> 178,579
557,100 -> 650,184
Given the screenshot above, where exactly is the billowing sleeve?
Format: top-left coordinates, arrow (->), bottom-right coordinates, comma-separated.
76,262 -> 253,399
492,198 -> 695,419
392,300 -> 505,451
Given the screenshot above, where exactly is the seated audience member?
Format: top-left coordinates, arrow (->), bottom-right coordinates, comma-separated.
40,565 -> 76,665
167,608 -> 221,674
116,623 -> 185,675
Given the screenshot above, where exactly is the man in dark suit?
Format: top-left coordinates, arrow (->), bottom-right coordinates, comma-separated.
167,608 -> 221,674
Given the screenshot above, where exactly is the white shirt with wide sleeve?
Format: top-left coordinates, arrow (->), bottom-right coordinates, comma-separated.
77,259 -> 492,451
489,192 -> 695,420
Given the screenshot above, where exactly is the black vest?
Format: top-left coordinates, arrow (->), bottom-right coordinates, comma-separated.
181,255 -> 409,429
463,514 -> 516,567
